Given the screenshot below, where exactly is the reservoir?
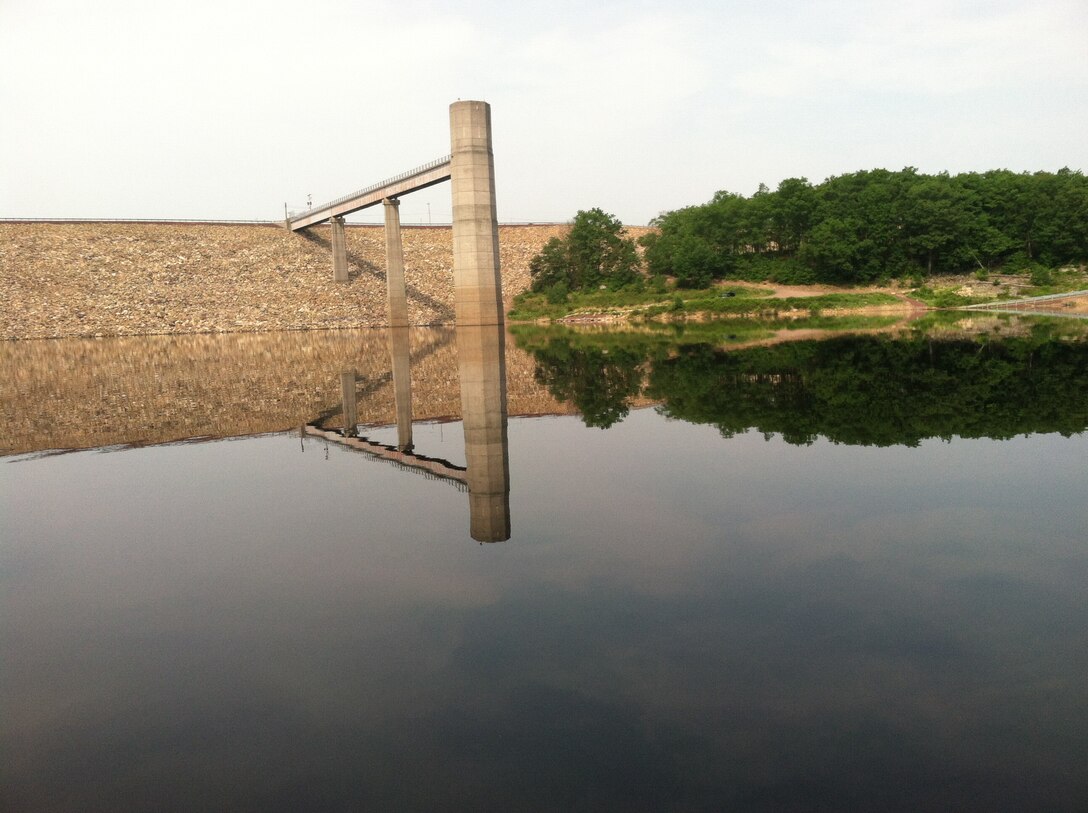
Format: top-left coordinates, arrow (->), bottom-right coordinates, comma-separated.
3,316 -> 1087,811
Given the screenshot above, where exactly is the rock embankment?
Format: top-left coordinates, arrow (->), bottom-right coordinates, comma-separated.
1,221 -> 647,340
1,327 -> 588,455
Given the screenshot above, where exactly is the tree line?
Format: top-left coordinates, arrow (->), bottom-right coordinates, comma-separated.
529,168 -> 1088,292
520,327 -> 1088,443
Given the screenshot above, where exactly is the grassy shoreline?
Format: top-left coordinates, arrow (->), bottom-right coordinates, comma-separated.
508,268 -> 1088,324
508,284 -> 908,323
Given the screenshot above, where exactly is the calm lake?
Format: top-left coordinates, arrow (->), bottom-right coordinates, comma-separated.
3,315 -> 1087,812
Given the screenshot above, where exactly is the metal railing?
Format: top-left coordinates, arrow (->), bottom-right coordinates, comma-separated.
957,306 -> 1088,321
287,154 -> 452,222
962,289 -> 1088,309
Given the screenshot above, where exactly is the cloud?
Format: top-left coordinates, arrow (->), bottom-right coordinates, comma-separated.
1,0 -> 1084,221
506,14 -> 708,115
728,0 -> 1088,98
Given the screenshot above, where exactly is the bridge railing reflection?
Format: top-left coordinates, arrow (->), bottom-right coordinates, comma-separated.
307,324 -> 510,543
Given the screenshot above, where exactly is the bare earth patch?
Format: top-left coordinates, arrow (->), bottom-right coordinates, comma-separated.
722,281 -> 927,312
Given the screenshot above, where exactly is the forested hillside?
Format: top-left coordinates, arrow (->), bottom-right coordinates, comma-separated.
642,168 -> 1088,286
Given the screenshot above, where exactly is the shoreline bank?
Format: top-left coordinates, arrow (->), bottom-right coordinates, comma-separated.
6,222 -> 1083,340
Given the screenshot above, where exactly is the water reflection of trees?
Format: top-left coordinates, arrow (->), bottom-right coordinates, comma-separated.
532,342 -> 647,428
519,325 -> 1088,445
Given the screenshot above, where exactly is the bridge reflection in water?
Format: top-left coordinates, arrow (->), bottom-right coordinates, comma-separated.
306,324 -> 510,543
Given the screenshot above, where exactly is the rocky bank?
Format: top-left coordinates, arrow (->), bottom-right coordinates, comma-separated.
0,221 -> 651,340
1,327 -> 607,456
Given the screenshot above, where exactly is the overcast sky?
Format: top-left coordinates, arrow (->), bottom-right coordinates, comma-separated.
2,0 -> 1085,225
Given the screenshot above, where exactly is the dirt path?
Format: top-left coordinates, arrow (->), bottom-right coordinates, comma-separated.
724,281 -> 928,311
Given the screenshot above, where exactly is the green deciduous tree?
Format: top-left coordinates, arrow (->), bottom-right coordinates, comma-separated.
769,177 -> 816,255
642,203 -> 735,288
798,218 -> 863,282
902,174 -> 983,275
529,208 -> 640,293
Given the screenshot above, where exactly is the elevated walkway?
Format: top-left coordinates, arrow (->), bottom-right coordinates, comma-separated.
303,424 -> 468,490
305,323 -> 509,542
283,100 -> 503,330
286,156 -> 451,231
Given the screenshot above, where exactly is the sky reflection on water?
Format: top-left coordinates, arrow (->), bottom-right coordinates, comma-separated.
3,326 -> 1087,812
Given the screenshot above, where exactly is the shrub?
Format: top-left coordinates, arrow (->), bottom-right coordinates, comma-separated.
529,208 -> 640,293
1029,265 -> 1053,286
545,281 -> 569,305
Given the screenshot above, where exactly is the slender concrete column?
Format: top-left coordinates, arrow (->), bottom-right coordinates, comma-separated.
340,369 -> 358,436
456,323 -> 510,542
384,198 -> 409,327
389,326 -> 414,451
449,100 -> 504,327
331,216 -> 349,282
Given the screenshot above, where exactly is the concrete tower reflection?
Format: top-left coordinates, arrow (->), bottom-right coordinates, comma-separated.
389,327 -> 414,452
340,369 -> 358,437
456,323 -> 511,542
308,325 -> 510,543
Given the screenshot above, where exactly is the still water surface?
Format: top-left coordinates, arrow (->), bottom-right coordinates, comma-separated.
3,319 -> 1087,811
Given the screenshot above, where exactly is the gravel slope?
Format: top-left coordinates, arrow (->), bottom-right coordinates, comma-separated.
1,222 -> 649,340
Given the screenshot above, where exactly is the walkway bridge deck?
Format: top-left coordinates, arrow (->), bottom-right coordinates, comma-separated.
303,424 -> 468,491
287,155 -> 451,231
283,99 -> 502,332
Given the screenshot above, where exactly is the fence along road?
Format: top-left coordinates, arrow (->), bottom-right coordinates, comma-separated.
961,289 -> 1088,311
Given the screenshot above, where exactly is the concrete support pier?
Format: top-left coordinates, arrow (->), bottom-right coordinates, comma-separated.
389,327 -> 414,452
331,216 -> 349,283
449,101 -> 504,326
383,198 -> 408,327
340,369 -> 358,436
456,323 -> 510,542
